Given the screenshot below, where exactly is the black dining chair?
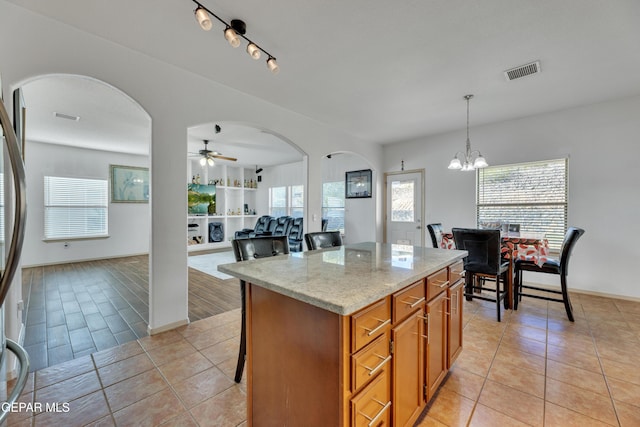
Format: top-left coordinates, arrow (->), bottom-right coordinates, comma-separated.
304,231 -> 343,250
231,236 -> 290,382
514,227 -> 585,322
452,228 -> 510,321
427,223 -> 444,248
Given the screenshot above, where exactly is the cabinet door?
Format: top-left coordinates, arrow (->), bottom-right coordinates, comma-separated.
392,311 -> 424,427
447,279 -> 464,368
425,292 -> 447,400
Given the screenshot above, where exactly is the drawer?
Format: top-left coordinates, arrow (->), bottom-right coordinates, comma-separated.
392,279 -> 425,323
351,369 -> 391,427
449,260 -> 465,285
351,332 -> 391,392
351,298 -> 391,352
426,268 -> 449,301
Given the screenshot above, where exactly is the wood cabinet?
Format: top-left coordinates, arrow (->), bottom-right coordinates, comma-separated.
392,312 -> 424,427
448,276 -> 464,368
425,290 -> 448,400
245,258 -> 464,427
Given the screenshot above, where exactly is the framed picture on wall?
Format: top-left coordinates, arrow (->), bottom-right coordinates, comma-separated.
345,169 -> 372,199
110,164 -> 149,203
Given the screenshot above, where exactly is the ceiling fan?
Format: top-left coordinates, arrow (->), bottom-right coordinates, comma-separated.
189,125 -> 237,165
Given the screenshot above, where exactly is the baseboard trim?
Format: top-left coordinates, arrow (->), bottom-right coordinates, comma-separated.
22,252 -> 149,268
523,280 -> 640,303
147,318 -> 190,335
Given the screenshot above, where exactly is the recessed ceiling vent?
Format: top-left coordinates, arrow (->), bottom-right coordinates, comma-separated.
504,61 -> 541,81
53,112 -> 80,121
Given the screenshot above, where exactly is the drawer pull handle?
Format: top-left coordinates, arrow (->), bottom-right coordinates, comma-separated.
402,296 -> 425,308
363,318 -> 391,336
361,399 -> 392,427
432,280 -> 450,288
362,354 -> 392,376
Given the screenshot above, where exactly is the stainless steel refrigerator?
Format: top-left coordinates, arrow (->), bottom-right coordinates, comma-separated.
0,75 -> 29,423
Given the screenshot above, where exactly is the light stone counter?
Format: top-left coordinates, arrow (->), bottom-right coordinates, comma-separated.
218,242 -> 467,315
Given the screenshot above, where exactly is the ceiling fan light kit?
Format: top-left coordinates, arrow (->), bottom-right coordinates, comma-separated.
191,1 -> 279,74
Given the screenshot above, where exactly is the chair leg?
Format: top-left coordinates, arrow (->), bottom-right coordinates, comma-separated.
234,281 -> 247,383
513,268 -> 520,310
560,273 -> 575,322
496,276 -> 502,322
465,274 -> 473,301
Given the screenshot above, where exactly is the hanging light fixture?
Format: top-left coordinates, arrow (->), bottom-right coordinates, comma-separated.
191,1 -> 280,73
448,94 -> 488,171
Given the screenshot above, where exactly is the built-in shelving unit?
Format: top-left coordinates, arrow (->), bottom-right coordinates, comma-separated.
187,160 -> 260,251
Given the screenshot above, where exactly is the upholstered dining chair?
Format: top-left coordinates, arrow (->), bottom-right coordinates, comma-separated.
427,223 -> 444,248
231,236 -> 290,382
514,227 -> 585,322
452,228 -> 510,321
304,231 -> 343,250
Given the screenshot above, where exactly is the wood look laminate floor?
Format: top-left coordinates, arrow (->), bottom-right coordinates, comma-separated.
5,291 -> 640,426
21,254 -> 241,372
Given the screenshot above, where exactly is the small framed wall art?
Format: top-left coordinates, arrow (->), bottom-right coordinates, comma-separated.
345,169 -> 372,199
110,164 -> 149,203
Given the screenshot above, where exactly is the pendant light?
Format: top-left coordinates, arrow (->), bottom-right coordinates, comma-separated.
448,95 -> 488,171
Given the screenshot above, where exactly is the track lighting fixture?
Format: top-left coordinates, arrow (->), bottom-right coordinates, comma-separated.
191,0 -> 280,74
255,166 -> 263,174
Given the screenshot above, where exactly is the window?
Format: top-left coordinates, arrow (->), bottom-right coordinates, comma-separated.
44,176 -> 108,239
477,158 -> 567,250
390,179 -> 414,222
322,181 -> 345,233
269,185 -> 304,218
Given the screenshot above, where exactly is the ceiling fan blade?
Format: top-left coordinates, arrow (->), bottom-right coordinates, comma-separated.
211,154 -> 237,162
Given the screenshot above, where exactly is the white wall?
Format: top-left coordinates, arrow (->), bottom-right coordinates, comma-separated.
322,154 -> 376,244
23,141 -> 150,266
0,1 -> 383,333
382,95 -> 640,300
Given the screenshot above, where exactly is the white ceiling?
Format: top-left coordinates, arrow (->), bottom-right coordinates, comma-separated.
11,0 -> 640,160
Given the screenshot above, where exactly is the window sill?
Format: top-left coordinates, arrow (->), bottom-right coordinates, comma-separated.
43,235 -> 110,243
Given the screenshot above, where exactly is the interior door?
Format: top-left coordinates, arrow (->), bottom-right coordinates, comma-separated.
385,171 -> 424,246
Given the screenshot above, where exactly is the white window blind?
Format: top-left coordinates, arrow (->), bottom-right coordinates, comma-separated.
477,158 -> 567,250
44,176 -> 108,239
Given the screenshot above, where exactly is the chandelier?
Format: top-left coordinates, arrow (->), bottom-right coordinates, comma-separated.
448,95 -> 488,171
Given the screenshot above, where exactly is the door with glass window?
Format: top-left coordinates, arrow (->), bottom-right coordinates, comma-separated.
385,171 -> 424,246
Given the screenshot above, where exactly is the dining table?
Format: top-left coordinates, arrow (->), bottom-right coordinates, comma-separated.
440,231 -> 550,309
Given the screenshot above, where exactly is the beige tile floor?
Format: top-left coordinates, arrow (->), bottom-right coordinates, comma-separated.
4,292 -> 640,426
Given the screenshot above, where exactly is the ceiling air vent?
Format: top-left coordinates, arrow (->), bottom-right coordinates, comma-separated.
504,61 -> 541,81
53,112 -> 80,121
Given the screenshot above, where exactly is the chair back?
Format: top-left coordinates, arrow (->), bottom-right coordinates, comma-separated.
304,231 -> 343,250
507,224 -> 520,232
559,227 -> 585,275
321,218 -> 329,231
427,223 -> 444,248
272,216 -> 293,236
232,235 -> 290,262
287,217 -> 304,240
253,215 -> 275,233
452,228 -> 502,275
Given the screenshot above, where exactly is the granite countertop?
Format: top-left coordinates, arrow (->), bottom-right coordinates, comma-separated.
218,242 -> 467,315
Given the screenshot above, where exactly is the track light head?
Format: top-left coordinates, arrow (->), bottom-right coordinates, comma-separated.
247,43 -> 261,60
255,166 -> 263,174
224,26 -> 240,48
194,6 -> 213,31
267,56 -> 279,74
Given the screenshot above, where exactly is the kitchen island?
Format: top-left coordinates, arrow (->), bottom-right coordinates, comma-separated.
219,242 -> 467,427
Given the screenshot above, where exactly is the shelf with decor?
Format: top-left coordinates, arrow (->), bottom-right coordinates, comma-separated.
187,161 -> 261,251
